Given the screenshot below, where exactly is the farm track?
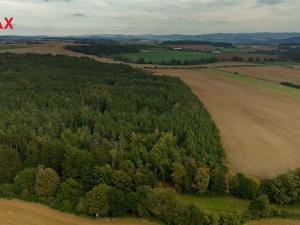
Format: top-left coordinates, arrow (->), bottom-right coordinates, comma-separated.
0,199 -> 155,225
150,68 -> 300,179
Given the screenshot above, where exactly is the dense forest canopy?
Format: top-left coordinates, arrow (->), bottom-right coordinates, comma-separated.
0,53 -> 226,192
1,54 -> 300,224
65,43 -> 140,56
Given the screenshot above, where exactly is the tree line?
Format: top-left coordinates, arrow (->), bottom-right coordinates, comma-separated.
65,43 -> 140,56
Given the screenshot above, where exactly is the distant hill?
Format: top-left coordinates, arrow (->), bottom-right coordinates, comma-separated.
1,33 -> 300,44
279,36 -> 300,44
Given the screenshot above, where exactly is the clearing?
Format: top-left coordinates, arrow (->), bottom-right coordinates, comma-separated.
0,199 -> 156,225
151,68 -> 300,178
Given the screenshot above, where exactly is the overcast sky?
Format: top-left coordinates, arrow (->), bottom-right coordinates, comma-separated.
0,0 -> 299,35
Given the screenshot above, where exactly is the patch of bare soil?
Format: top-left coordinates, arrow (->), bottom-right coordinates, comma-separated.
0,199 -> 155,225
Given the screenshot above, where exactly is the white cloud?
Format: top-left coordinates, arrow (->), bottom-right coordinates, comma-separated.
0,0 -> 299,35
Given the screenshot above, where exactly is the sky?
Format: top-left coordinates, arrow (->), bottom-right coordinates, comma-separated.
0,0 -> 299,35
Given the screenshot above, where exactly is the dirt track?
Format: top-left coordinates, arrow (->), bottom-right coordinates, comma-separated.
223,66 -> 300,84
151,68 -> 300,178
0,199 -> 155,225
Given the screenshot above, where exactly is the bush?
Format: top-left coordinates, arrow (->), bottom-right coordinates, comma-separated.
249,194 -> 276,218
229,173 -> 260,199
0,183 -> 17,198
219,212 -> 242,225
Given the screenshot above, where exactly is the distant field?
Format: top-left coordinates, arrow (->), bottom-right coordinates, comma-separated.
0,199 -> 156,225
117,50 -> 215,64
0,44 -> 27,51
167,44 -> 214,51
222,66 -> 300,85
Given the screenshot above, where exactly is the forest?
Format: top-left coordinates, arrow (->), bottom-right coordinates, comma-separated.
65,43 -> 140,56
1,53 -> 299,225
0,53 -> 232,224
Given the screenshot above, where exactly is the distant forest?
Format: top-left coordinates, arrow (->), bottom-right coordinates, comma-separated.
65,43 -> 140,56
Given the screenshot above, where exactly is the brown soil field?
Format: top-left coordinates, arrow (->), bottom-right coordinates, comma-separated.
235,44 -> 278,52
247,219 -> 300,225
150,68 -> 300,178
167,44 -> 213,51
0,199 -> 155,225
222,66 -> 300,84
217,53 -> 278,62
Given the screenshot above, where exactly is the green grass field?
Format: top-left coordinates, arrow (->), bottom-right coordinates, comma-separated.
211,68 -> 300,100
117,50 -> 215,64
177,194 -> 249,214
177,193 -> 300,215
177,194 -> 300,214
0,44 -> 27,51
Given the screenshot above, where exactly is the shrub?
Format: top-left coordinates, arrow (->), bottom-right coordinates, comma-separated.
249,194 -> 276,218
0,183 -> 17,198
229,173 -> 260,199
218,212 -> 242,225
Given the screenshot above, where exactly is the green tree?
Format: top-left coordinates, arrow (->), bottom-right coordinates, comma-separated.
210,169 -> 228,195
62,149 -> 95,190
56,178 -> 84,211
249,194 -> 275,218
229,173 -> 260,199
111,170 -> 133,191
108,187 -> 126,216
0,145 -> 21,184
35,167 -> 60,197
14,167 -> 37,195
193,167 -> 210,194
85,184 -> 111,217
171,162 -> 187,192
